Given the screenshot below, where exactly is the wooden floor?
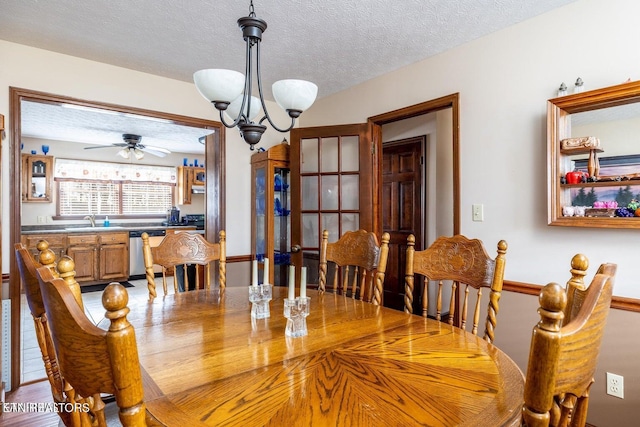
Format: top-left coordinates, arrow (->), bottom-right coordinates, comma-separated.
2,279 -> 157,427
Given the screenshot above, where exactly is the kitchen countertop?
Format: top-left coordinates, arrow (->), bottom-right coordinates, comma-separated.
21,224 -> 197,234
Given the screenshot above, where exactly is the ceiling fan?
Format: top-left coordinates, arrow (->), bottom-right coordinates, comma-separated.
83,134 -> 171,159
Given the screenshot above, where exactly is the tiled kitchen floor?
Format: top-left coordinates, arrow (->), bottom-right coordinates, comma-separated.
20,278 -> 175,383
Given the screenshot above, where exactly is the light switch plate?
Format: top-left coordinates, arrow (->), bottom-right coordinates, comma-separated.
472,204 -> 484,222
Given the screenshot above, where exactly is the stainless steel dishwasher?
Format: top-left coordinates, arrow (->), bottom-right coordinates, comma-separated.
129,229 -> 166,279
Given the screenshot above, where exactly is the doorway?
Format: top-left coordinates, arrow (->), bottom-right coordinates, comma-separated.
381,136 -> 424,310
8,87 -> 225,390
288,94 -> 459,307
371,95 -> 459,309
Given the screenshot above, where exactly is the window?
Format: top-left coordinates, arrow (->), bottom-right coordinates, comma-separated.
55,159 -> 176,216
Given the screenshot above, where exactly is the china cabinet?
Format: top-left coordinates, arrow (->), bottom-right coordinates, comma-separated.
177,166 -> 205,205
548,79 -> 640,229
251,143 -> 291,286
22,154 -> 53,202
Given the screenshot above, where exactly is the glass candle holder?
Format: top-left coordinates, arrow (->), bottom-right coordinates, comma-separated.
284,297 -> 310,337
249,284 -> 272,319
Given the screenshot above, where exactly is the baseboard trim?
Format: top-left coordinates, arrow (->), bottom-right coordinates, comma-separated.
504,280 -> 640,313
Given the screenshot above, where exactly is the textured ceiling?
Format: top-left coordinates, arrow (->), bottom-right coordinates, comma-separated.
3,0 -> 579,154
20,101 -> 214,155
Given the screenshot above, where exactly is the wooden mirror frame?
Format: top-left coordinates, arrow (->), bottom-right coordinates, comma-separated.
548,79 -> 640,228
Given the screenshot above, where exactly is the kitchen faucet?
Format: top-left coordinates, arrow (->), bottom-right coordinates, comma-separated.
83,214 -> 96,227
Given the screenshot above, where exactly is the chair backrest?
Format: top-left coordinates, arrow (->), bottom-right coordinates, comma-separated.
36,266 -> 149,427
142,230 -> 226,298
15,240 -> 89,426
318,229 -> 390,305
404,234 -> 508,343
522,260 -> 616,427
15,242 -> 67,423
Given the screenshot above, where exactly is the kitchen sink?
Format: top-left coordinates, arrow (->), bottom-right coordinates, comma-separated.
64,226 -> 125,231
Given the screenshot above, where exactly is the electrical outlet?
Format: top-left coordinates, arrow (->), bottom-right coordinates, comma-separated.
37,215 -> 45,224
472,204 -> 484,222
607,372 -> 624,399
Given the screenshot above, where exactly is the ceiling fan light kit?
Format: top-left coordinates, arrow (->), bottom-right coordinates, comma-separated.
84,133 -> 171,159
193,0 -> 318,150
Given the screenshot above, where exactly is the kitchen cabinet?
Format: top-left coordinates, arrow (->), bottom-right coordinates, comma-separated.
251,143 -> 291,286
22,154 -> 53,202
21,231 -> 129,284
98,232 -> 129,281
21,233 -> 66,260
548,79 -> 640,229
67,234 -> 99,282
68,232 -> 129,282
177,166 -> 205,205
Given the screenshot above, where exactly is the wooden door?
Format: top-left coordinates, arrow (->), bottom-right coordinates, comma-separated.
66,245 -> 99,282
290,124 -> 374,288
381,137 -> 424,310
99,243 -> 128,281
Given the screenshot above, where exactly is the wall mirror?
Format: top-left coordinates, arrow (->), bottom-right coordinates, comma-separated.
548,79 -> 640,228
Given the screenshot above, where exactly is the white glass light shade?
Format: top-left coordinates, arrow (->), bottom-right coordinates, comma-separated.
193,69 -> 245,103
272,79 -> 318,112
117,148 -> 131,159
224,95 -> 262,122
133,148 -> 145,160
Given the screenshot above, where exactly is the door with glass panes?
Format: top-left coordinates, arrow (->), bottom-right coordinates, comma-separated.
290,124 -> 374,288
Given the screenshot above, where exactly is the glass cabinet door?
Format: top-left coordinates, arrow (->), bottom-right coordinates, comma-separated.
22,154 -> 53,202
251,143 -> 291,286
254,165 -> 267,263
273,167 -> 291,287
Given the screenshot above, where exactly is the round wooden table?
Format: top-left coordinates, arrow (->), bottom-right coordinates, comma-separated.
129,287 -> 524,426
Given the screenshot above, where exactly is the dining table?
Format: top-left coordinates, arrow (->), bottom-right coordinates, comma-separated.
127,286 -> 525,427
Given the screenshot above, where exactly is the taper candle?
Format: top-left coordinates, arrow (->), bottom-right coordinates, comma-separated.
263,258 -> 269,285
288,265 -> 295,300
252,260 -> 258,286
300,267 -> 307,298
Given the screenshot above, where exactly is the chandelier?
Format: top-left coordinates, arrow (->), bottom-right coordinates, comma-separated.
193,1 -> 318,150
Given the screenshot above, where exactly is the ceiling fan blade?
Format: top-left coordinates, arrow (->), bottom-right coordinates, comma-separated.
84,143 -> 127,150
140,147 -> 168,157
141,144 -> 171,154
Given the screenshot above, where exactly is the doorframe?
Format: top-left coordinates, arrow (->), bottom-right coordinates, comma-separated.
8,87 -> 225,390
368,93 -> 460,238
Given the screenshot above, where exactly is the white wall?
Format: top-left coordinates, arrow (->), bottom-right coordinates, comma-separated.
0,39 -> 288,269
299,0 -> 640,299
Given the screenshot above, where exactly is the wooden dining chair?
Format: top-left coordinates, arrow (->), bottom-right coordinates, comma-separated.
404,234 -> 507,343
15,241 -> 70,426
318,229 -> 390,305
522,258 -> 616,427
36,265 -> 156,427
142,230 -> 226,299
16,241 -> 118,426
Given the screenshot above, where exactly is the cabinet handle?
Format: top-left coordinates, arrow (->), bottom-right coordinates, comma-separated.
291,244 -> 301,253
